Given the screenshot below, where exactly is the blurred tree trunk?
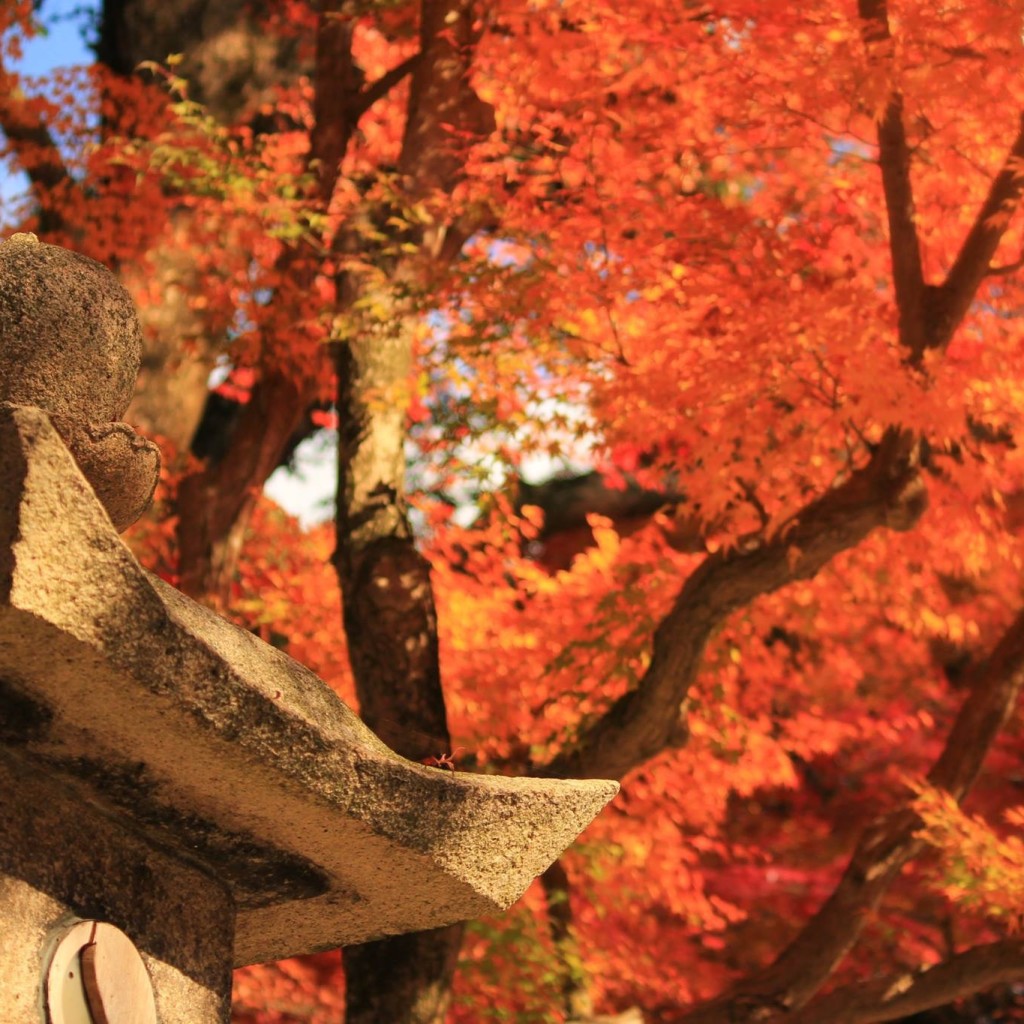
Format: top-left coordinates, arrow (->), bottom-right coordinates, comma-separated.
99,0 -> 334,601
98,0 -> 302,455
119,211 -> 217,454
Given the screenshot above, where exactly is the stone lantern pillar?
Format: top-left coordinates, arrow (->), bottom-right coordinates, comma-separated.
0,234 -> 617,1023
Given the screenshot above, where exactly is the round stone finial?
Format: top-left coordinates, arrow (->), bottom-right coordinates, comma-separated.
0,236 -> 160,530
0,235 -> 142,420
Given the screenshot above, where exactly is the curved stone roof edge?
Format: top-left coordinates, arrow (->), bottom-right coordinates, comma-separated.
0,404 -> 618,956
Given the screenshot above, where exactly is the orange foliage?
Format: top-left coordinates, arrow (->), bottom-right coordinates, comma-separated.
11,0 -> 1024,1019
914,783 -> 1024,928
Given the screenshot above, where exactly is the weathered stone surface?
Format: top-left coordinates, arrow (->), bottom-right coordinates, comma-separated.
0,405 -> 618,966
0,234 -> 160,530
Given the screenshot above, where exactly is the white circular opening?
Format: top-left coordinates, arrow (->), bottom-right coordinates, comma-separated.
46,920 -> 158,1024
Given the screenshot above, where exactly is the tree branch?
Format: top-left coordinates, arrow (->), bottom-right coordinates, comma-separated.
399,0 -> 495,203
177,371 -> 312,597
927,604 -> 1024,797
781,939 -> 1024,1024
675,605 -> 1024,1023
929,112 -> 1024,350
856,6 -> 1024,361
311,0 -> 360,204
986,252 -> 1024,277
353,53 -> 422,119
857,0 -> 927,359
541,429 -> 926,782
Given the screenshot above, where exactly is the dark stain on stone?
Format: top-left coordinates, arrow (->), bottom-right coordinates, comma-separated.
0,675 -> 53,743
0,747 -> 234,993
42,753 -> 328,908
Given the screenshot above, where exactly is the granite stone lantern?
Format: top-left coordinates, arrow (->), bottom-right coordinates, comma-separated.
0,233 -> 618,1023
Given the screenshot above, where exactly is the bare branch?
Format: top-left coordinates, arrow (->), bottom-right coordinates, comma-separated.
354,53 -> 422,119
781,939 -> 1024,1024
928,604 -> 1024,797
930,112 -> 1024,349
675,605 -> 1024,1023
986,252 -> 1024,277
177,371 -> 313,597
541,429 -> 925,781
857,0 -> 927,358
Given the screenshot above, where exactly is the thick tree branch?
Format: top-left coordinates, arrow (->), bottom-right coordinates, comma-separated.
857,0 -> 926,358
311,0 -> 360,204
398,0 -> 495,260
541,429 -> 925,782
177,371 -> 311,597
779,939 -> 1024,1024
675,605 -> 1024,1023
927,604 -> 1024,796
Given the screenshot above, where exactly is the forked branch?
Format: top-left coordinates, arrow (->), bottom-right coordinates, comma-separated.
856,1 -> 1024,361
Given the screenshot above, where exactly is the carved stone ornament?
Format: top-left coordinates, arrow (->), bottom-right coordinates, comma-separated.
0,232 -> 160,530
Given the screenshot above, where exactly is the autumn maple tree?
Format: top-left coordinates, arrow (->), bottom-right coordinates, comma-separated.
7,0 -> 1024,1021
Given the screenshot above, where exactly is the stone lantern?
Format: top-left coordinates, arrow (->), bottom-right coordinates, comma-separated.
0,234 -> 617,1023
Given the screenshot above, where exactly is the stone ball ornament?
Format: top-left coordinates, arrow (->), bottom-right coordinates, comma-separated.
0,233 -> 160,530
